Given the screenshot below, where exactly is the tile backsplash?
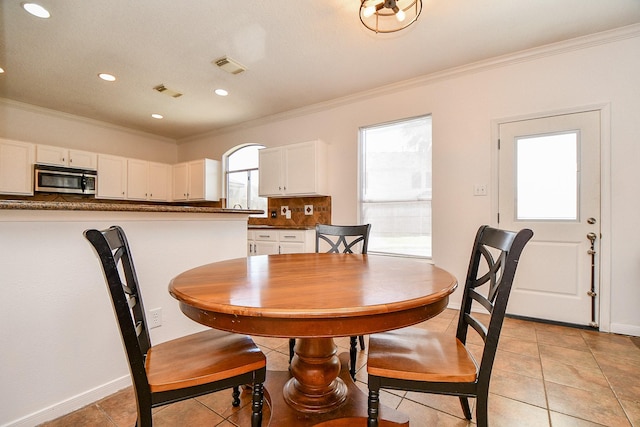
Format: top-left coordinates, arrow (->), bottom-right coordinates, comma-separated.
248,196 -> 331,227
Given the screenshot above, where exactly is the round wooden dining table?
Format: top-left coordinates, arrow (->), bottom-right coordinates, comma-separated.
169,253 -> 457,426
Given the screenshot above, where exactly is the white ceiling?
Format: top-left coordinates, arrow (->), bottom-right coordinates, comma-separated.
1,0 -> 639,141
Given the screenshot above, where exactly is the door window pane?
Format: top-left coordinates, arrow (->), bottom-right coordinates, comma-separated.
516,132 -> 578,220
360,116 -> 432,257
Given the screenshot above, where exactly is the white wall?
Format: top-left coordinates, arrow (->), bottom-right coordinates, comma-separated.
179,27 -> 640,337
0,99 -> 178,164
0,211 -> 248,426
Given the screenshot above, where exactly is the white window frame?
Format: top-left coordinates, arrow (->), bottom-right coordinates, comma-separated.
358,115 -> 432,258
224,144 -> 266,216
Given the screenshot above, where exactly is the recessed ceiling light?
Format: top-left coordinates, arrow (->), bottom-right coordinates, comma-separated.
98,73 -> 116,82
214,89 -> 228,97
0,67 -> 5,74
151,114 -> 163,120
22,3 -> 51,18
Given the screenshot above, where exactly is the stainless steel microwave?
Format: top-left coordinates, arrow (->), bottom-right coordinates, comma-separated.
34,164 -> 97,195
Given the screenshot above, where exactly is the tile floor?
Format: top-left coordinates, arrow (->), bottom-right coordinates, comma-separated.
40,309 -> 640,426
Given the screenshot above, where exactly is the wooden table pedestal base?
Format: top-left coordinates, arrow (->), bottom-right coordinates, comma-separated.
263,353 -> 410,426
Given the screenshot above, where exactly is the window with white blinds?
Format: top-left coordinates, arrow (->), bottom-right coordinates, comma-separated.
359,115 -> 432,258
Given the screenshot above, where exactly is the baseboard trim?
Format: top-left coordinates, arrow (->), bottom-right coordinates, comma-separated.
610,322 -> 640,338
4,376 -> 131,427
505,313 -> 598,331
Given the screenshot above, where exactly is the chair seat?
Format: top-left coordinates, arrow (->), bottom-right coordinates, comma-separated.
367,327 -> 478,383
146,329 -> 267,393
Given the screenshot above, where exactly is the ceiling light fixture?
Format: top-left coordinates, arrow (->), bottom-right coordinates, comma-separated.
359,0 -> 422,34
22,2 -> 51,18
0,67 -> 5,74
214,89 -> 228,97
98,73 -> 116,82
151,114 -> 163,119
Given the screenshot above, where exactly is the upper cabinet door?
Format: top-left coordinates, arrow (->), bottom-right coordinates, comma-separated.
97,154 -> 127,199
258,148 -> 284,196
0,139 -> 35,195
285,141 -> 327,195
126,159 -> 149,201
68,149 -> 97,169
36,145 -> 67,166
258,140 -> 327,197
36,144 -> 97,169
147,162 -> 171,201
172,159 -> 220,201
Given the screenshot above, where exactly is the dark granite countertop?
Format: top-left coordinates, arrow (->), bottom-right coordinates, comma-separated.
0,199 -> 263,214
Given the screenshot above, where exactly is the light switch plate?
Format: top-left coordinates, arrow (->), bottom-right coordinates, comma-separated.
281,206 -> 288,215
305,205 -> 313,215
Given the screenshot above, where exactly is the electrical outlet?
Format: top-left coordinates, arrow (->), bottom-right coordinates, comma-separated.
149,308 -> 162,329
305,205 -> 314,215
473,184 -> 488,196
281,206 -> 289,215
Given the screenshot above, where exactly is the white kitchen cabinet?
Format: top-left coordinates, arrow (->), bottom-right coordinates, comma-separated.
97,154 -> 127,199
172,159 -> 220,201
0,138 -> 35,195
258,140 -> 328,197
127,159 -> 171,201
248,228 -> 315,256
248,229 -> 279,256
36,144 -> 97,169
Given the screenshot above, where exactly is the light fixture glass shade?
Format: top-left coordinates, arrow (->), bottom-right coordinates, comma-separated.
359,0 -> 422,34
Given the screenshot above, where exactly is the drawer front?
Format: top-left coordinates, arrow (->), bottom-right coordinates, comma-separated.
278,230 -> 305,242
254,230 -> 278,241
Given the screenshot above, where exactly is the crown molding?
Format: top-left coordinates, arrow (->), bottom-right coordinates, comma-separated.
0,98 -> 177,144
180,23 -> 640,143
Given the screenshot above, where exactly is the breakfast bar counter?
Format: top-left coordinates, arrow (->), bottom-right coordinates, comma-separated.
0,199 -> 263,214
1,199 -> 259,426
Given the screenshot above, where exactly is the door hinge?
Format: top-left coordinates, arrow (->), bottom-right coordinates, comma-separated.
498,139 -> 501,150
497,212 -> 500,223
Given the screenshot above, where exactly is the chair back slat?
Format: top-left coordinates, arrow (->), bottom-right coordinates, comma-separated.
316,224 -> 371,254
84,226 -> 152,397
456,225 -> 533,386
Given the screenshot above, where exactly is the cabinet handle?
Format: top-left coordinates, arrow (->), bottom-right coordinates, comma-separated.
258,235 -> 270,238
283,235 -> 296,239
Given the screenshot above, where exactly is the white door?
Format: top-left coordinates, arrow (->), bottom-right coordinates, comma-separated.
498,110 -> 600,327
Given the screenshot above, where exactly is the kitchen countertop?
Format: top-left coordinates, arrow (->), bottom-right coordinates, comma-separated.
0,199 -> 263,214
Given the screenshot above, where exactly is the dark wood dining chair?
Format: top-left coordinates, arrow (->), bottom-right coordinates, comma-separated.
366,225 -> 533,427
289,223 -> 372,380
84,225 -> 267,427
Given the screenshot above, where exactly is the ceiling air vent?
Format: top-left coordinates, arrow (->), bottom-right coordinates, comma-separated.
153,84 -> 182,98
214,56 -> 246,75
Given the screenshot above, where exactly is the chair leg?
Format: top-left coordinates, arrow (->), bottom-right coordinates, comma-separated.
358,334 -> 365,350
136,399 -> 153,427
349,336 -> 358,380
289,338 -> 295,363
251,382 -> 264,427
459,396 -> 472,420
367,388 -> 379,427
475,394 -> 488,427
232,385 -> 241,407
